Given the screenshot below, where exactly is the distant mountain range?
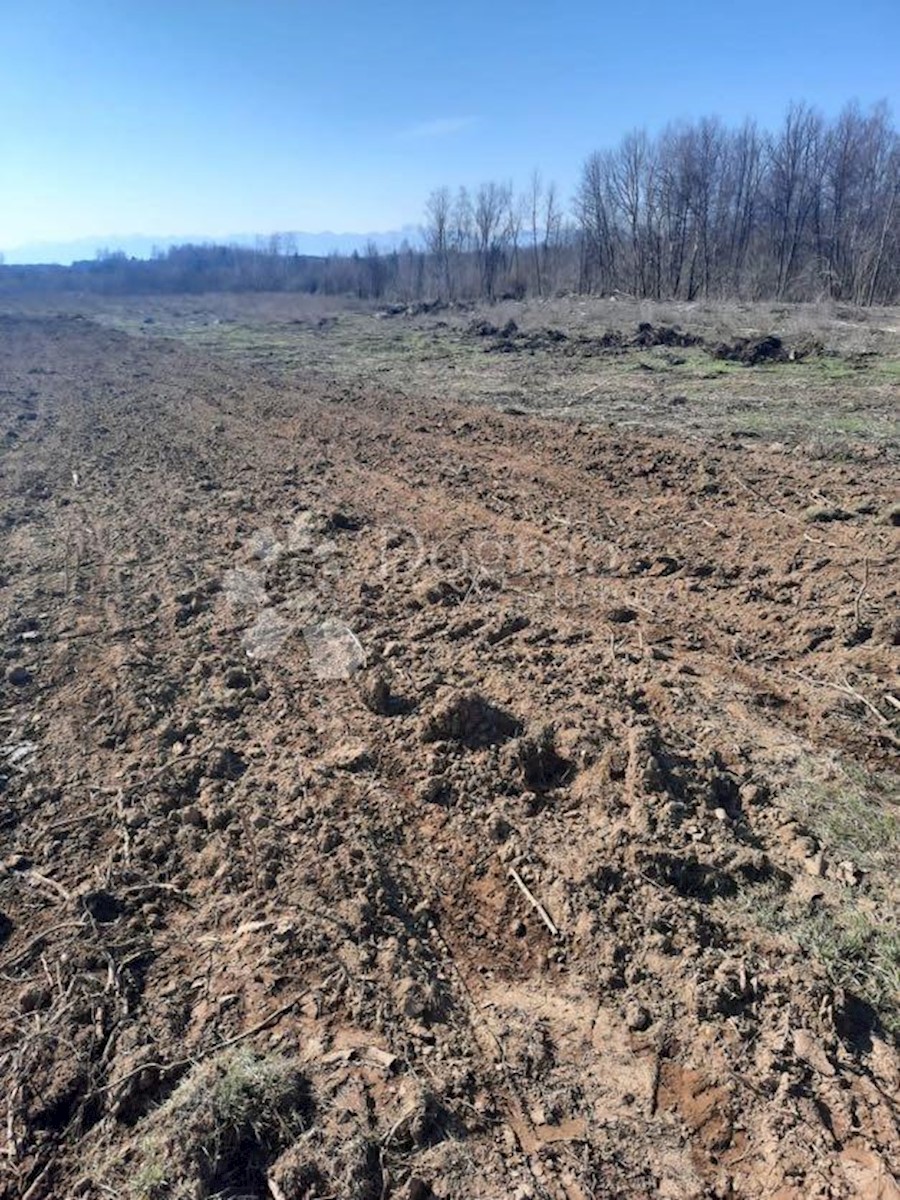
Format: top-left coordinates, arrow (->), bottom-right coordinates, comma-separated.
2,227 -> 423,266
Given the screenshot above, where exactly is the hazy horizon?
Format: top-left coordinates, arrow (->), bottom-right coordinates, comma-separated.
1,227 -> 424,267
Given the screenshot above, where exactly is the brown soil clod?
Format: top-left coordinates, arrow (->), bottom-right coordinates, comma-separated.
421,689 -> 522,748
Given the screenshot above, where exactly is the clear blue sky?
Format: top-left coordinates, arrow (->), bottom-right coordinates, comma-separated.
1,0 -> 898,251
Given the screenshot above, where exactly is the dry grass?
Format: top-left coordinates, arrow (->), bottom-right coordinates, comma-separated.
787,764 -> 899,877
33,291 -> 894,447
728,883 -> 899,1035
3,292 -> 898,448
107,1048 -> 309,1200
724,761 -> 900,1035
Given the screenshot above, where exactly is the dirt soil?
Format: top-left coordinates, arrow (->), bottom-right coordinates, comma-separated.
0,312 -> 898,1199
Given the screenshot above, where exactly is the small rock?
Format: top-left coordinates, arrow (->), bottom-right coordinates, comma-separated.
317,827 -> 342,853
320,739 -> 372,773
5,665 -> 32,687
626,1003 -> 652,1032
417,777 -> 450,805
396,976 -> 427,1019
804,851 -> 827,878
739,783 -> 765,806
206,746 -> 247,780
224,666 -> 251,689
488,813 -> 512,843
359,670 -> 393,715
834,859 -> 863,886
713,807 -> 728,822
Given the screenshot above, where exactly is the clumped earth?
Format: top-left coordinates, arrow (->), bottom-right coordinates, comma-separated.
0,310 -> 898,1199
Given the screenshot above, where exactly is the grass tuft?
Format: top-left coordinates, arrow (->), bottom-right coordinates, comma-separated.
787,764 -> 899,875
724,761 -> 899,1035
120,1048 -> 310,1200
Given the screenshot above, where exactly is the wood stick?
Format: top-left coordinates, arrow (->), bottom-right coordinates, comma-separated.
21,870 -> 72,903
94,994 -> 304,1097
789,669 -> 891,728
508,867 -> 559,937
853,557 -> 869,628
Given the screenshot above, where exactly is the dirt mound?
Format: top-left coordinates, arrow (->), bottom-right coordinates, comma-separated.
711,333 -> 788,364
463,316 -> 838,372
466,318 -> 500,337
421,689 -> 522,748
471,319 -> 709,358
632,321 -> 702,348
469,320 -> 569,355
788,334 -> 825,361
0,314 -> 897,1200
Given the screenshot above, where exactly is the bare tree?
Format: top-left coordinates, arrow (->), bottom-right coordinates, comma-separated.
767,103 -> 824,297
528,170 -> 545,296
575,151 -> 617,293
542,180 -> 563,294
474,181 -> 512,299
505,188 -> 525,295
424,186 -> 452,299
450,186 -> 474,296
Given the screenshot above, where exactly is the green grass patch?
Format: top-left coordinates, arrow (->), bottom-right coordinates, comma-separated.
786,764 -> 899,876
723,761 -> 899,1034
727,881 -> 899,1034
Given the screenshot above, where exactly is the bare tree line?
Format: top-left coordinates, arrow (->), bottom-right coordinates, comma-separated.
423,101 -> 899,305
2,100 -> 896,305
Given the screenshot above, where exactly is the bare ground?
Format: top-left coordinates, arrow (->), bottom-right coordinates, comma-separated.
0,307 -> 898,1199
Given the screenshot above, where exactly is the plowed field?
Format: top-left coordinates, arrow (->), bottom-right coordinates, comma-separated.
1,307 -> 897,1199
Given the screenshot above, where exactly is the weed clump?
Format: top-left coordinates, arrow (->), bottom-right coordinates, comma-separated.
118,1049 -> 310,1199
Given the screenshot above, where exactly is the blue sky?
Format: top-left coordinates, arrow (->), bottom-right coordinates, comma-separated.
1,0 -> 898,254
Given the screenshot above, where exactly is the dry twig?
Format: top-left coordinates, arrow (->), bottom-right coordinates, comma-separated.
508,867 -> 559,937
853,556 -> 870,627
